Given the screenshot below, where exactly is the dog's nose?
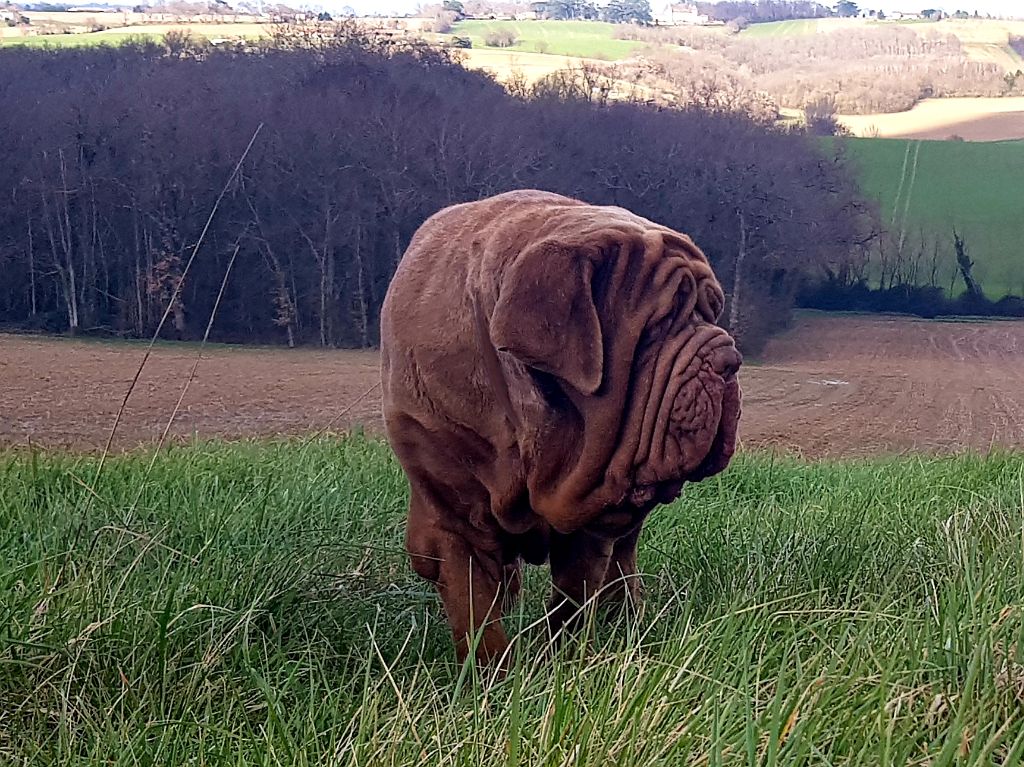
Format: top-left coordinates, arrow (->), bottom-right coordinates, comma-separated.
713,346 -> 742,380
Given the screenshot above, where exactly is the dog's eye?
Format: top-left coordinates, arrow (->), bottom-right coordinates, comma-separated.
529,369 -> 569,409
638,318 -> 671,357
698,282 -> 725,322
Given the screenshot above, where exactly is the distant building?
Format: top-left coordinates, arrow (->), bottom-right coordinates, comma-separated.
652,2 -> 712,26
891,11 -> 922,20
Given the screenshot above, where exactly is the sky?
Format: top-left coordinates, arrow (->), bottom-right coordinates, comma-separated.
338,1 -> 1023,18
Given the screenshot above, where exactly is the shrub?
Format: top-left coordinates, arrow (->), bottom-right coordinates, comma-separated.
484,28 -> 518,48
804,96 -> 850,137
430,10 -> 457,34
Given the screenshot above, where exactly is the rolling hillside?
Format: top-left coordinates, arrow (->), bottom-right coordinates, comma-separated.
745,17 -> 1024,71
839,137 -> 1024,297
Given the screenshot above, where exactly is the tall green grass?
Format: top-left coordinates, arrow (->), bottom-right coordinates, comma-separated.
2,437 -> 1024,764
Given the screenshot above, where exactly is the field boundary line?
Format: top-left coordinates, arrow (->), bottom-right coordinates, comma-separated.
896,140 -> 922,252
890,140 -> 913,229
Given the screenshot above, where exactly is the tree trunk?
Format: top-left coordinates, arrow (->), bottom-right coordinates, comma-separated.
288,256 -> 301,336
319,261 -> 328,347
729,209 -> 747,335
57,152 -> 81,334
953,229 -> 983,298
27,214 -> 36,316
317,201 -> 333,348
39,189 -> 80,334
354,225 -> 369,348
259,242 -> 297,348
133,208 -> 144,335
66,248 -> 80,334
171,300 -> 187,337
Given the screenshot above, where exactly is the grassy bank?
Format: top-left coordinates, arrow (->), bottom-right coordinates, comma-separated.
2,437 -> 1024,764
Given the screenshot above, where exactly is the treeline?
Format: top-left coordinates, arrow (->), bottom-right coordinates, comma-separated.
483,0 -> 651,23
798,226 -> 1024,319
0,27 -> 874,352
799,280 -> 1024,318
615,24 -> 1020,114
695,1 -> 832,23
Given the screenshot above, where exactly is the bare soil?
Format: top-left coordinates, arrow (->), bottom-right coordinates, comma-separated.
2,313 -> 1023,457
742,314 -> 1024,457
839,97 -> 1024,142
899,112 -> 1024,142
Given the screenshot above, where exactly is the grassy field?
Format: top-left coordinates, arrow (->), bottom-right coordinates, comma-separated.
451,19 -> 641,59
3,436 -> 1024,763
2,18 -> 637,59
0,22 -> 268,47
838,137 -> 1024,297
741,18 -> 833,36
457,48 -> 586,84
740,17 -> 936,37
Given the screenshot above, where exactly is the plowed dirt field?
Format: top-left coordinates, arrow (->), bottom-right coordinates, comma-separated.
2,314 -> 1022,457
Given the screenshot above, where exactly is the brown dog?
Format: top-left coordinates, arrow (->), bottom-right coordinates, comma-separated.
380,190 -> 741,665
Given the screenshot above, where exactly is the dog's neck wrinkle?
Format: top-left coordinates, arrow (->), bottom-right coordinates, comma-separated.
472,296 -> 521,435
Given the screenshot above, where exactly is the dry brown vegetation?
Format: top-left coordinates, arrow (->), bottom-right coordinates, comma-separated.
457,48 -> 587,84
614,24 -> 1023,115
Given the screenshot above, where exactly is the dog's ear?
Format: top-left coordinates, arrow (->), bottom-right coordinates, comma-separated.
490,239 -> 603,395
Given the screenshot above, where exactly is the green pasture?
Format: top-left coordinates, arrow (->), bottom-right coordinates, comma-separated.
0,24 -> 266,47
743,17 -> 946,37
742,19 -> 825,37
838,137 -> 1024,298
3,436 -> 1024,763
0,29 -> 155,46
451,19 -> 641,59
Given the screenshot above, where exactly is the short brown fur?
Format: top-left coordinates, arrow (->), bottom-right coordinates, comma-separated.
381,191 -> 741,665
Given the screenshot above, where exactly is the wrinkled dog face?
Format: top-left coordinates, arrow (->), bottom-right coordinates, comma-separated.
488,214 -> 742,523
629,278 -> 742,508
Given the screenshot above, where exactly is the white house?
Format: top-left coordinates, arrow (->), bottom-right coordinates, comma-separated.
652,2 -> 712,26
